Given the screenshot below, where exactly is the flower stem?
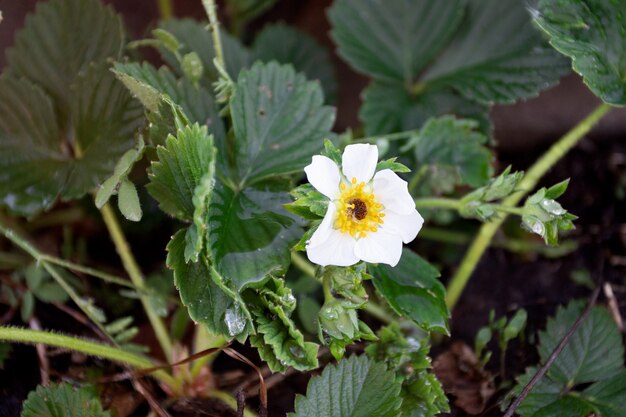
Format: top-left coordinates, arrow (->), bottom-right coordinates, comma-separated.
157,0 -> 173,20
413,197 -> 462,211
446,102 -> 612,309
100,203 -> 173,362
0,326 -> 176,387
202,0 -> 226,72
291,251 -> 316,279
354,129 -> 421,144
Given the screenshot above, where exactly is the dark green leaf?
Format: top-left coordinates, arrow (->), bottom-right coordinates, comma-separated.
405,116 -> 493,189
167,230 -> 248,337
545,178 -> 570,199
21,383 -> 110,417
253,23 -> 337,101
534,0 -> 626,105
208,181 -> 302,291
583,370 -> 626,417
147,124 -> 216,220
6,0 -> 123,107
229,61 -> 335,185
370,249 -> 449,335
420,0 -> 568,105
360,82 -> 490,136
226,0 -> 277,25
329,0 -> 464,83
538,301 -> 624,385
289,355 -> 402,417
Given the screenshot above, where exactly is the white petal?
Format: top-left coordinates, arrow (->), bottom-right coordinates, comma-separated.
341,144 -> 378,183
373,169 -> 415,215
306,204 -> 359,267
304,155 -> 341,199
354,229 -> 403,266
381,209 -> 424,243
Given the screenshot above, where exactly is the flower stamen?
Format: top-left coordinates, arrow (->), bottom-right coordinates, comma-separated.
335,179 -> 384,238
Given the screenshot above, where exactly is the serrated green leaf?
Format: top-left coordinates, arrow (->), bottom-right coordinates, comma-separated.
253,23 -> 337,101
147,124 -> 216,220
208,181 -> 302,291
539,301 -> 624,385
167,230 -> 247,337
6,0 -> 123,107
157,19 -> 250,82
21,383 -> 110,417
420,0 -> 568,105
329,0 -> 464,83
360,82 -> 491,136
185,166 -> 216,264
112,62 -> 225,146
117,179 -> 142,222
229,62 -> 335,185
289,355 -> 402,417
511,301 -> 626,417
406,116 -> 493,190
583,369 -> 626,417
534,0 -> 626,105
286,184 -> 329,220
248,279 -> 319,372
370,249 -> 449,335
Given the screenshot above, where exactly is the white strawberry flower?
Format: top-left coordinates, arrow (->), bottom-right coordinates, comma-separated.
304,143 -> 424,267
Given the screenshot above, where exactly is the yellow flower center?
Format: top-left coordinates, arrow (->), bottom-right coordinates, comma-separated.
335,177 -> 385,238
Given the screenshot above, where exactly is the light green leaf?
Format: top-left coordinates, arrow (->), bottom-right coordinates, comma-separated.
21,383 -> 110,417
185,165 -> 216,264
534,0 -> 626,105
360,82 -> 490,136
167,230 -> 247,337
229,62 -> 335,185
117,179 -> 142,222
538,301 -> 624,385
147,124 -> 216,220
157,19 -> 250,82
370,249 -> 449,335
286,184 -> 329,220
328,0 -> 464,83
420,0 -> 569,105
208,181 -> 302,291
6,0 -> 123,107
289,355 -> 402,417
95,138 -> 145,209
405,116 -> 493,189
181,52 -> 204,84
252,23 -> 337,101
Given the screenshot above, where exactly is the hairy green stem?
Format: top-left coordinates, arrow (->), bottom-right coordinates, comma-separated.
414,197 -> 462,211
0,326 -> 175,386
0,221 -> 115,340
40,255 -> 137,289
202,0 -> 226,72
408,165 -> 428,193
100,203 -> 173,361
354,128 -> 421,144
157,0 -> 173,20
446,102 -> 612,309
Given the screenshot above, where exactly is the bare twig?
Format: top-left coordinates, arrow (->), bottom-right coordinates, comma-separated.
29,317 -> 49,385
502,286 -> 601,417
604,282 -> 624,332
